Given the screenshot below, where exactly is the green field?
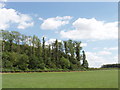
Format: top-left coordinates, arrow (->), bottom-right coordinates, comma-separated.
2,70 -> 118,88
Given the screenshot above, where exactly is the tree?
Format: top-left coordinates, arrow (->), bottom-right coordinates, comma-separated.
27,36 -> 33,56
42,37 -> 46,65
21,34 -> 28,46
60,57 -> 70,69
10,31 -> 21,53
75,41 -> 82,66
63,41 -> 68,55
2,52 -> 12,68
8,31 -> 14,52
17,54 -> 29,70
2,30 -> 89,71
28,55 -> 38,69
32,35 -> 37,55
36,37 -> 41,57
2,30 -> 9,52
82,51 -> 89,68
51,43 -> 56,67
67,40 -> 76,65
68,40 -> 74,58
54,39 -> 59,67
48,44 -> 51,57
11,31 -> 21,45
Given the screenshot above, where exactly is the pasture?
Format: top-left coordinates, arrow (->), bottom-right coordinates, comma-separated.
2,70 -> 118,88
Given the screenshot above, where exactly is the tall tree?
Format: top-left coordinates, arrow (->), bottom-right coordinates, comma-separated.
82,50 -> 89,68
58,42 -> 63,59
21,34 -> 26,45
75,41 -> 82,65
32,35 -> 37,55
36,37 -> 41,57
48,44 -> 51,57
8,31 -> 14,52
54,39 -> 59,66
63,41 -> 69,59
67,40 -> 76,64
11,31 -> 21,53
68,40 -> 75,58
2,30 -> 89,71
2,30 -> 9,51
42,37 -> 46,64
28,36 -> 33,56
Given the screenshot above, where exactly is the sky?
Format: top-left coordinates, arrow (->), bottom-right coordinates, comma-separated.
0,0 -> 118,68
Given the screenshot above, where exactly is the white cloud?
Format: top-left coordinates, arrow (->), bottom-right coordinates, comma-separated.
81,43 -> 87,47
86,51 -> 118,68
103,47 -> 118,51
86,52 -> 105,68
93,47 -> 118,51
0,7 -> 34,30
0,0 -> 7,8
0,3 -> 5,8
45,38 -> 62,45
60,18 -> 118,40
93,47 -> 99,50
0,0 -> 7,1
38,17 -> 43,21
97,51 -> 112,55
40,16 -> 72,30
17,22 -> 34,29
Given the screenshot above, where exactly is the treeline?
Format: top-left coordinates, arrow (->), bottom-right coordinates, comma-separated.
1,30 -> 88,72
101,64 -> 120,68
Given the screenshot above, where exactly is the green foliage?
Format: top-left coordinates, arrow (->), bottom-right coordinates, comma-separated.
60,57 -> 70,69
101,64 -> 120,68
2,52 -> 17,68
2,30 -> 89,72
17,54 -> 29,70
70,63 -> 78,70
2,52 -> 29,70
28,55 -> 39,69
82,51 -> 89,68
75,41 -> 82,64
83,60 -> 89,68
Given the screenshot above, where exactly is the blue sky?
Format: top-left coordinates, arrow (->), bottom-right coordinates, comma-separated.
0,2 -> 118,67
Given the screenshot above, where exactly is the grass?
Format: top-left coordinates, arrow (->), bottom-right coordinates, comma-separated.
2,70 -> 118,88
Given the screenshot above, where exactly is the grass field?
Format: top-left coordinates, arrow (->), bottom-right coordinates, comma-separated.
2,70 -> 118,88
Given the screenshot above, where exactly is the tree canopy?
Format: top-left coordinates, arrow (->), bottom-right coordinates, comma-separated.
2,30 -> 89,72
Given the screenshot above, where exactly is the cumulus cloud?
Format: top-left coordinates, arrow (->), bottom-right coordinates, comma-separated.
60,18 -> 118,40
0,0 -> 7,8
45,38 -> 62,45
40,16 -> 72,30
86,51 -> 118,68
0,3 -> 5,8
81,43 -> 87,47
0,1 -> 34,30
38,17 -> 43,21
0,0 -> 7,1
